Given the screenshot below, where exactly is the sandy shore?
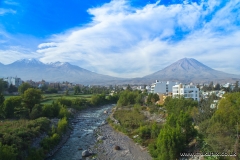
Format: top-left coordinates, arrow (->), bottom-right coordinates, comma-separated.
90,124 -> 152,160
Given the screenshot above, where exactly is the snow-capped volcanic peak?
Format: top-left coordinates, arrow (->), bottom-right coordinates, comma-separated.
48,61 -> 69,67
13,58 -> 44,66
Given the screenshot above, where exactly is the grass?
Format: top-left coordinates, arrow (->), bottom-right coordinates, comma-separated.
4,93 -> 92,105
3,95 -> 20,100
41,94 -> 92,105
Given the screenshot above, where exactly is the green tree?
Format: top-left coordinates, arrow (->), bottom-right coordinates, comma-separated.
42,104 -> 54,118
0,79 -> 8,94
156,124 -> 184,160
135,94 -> 144,105
8,84 -> 18,93
209,81 -> 214,91
22,88 -> 42,113
126,84 -> 132,91
42,102 -> 61,118
0,93 -> 4,106
29,104 -> 42,119
117,90 -> 140,107
3,97 -> 22,118
147,93 -> 160,104
18,82 -> 32,94
74,86 -> 81,95
0,94 -> 5,118
0,142 -> 17,160
164,96 -> 198,115
214,83 -> 221,90
233,81 -> 239,92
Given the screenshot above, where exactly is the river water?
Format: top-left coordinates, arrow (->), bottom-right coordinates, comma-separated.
47,104 -> 115,160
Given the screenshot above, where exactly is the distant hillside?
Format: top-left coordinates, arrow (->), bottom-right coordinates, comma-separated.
141,58 -> 240,84
0,59 -> 125,85
0,58 -> 239,85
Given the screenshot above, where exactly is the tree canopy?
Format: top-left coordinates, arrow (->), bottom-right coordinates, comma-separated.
18,83 -> 32,94
22,88 -> 42,113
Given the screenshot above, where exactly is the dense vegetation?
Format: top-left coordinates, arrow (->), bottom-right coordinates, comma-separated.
0,117 -> 50,160
110,89 -> 240,160
0,82 -> 119,159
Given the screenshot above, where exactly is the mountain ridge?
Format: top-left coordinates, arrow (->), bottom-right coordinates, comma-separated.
0,58 -> 239,84
0,59 -> 125,85
142,58 -> 240,83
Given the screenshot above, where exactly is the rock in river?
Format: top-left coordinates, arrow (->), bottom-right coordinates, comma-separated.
97,136 -> 105,141
82,150 -> 91,157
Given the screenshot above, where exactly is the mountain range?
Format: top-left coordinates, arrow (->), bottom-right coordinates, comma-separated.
0,59 -> 124,85
0,58 -> 239,85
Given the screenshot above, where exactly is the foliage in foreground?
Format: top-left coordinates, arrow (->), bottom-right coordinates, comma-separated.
0,117 -> 50,160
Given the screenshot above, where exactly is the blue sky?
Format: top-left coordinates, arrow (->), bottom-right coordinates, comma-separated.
0,0 -> 240,78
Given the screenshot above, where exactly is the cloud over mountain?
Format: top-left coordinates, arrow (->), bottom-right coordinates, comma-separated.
36,0 -> 240,78
0,0 -> 240,78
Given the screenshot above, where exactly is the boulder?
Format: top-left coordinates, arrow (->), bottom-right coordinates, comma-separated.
114,145 -> 120,150
104,110 -> 108,114
97,136 -> 105,141
82,150 -> 91,157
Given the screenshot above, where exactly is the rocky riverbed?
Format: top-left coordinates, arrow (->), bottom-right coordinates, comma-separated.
46,104 -> 114,160
90,124 -> 152,160
46,104 -> 153,160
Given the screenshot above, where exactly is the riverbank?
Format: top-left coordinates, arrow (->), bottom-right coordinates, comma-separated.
90,124 -> 152,160
45,108 -> 79,159
47,104 -> 115,160
90,108 -> 152,160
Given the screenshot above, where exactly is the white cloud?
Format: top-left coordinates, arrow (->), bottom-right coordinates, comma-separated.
4,0 -> 19,6
0,47 -> 40,64
0,8 -> 16,15
37,0 -> 240,78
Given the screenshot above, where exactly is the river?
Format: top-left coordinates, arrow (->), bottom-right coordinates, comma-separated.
47,104 -> 115,160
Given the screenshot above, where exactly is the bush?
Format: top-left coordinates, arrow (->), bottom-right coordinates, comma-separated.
138,125 -> 151,139
42,102 -> 61,118
57,117 -> 68,133
40,133 -> 60,151
26,148 -> 44,160
113,109 -> 146,129
56,98 -> 72,107
0,142 -> 17,160
58,105 -> 70,118
29,104 -> 42,119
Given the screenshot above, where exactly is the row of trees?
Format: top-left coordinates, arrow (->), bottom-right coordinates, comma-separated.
148,97 -> 198,159
198,92 -> 240,158
117,89 -> 159,107
201,81 -> 240,92
0,88 -> 42,119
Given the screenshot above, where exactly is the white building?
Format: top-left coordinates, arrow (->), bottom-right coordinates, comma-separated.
151,80 -> 177,94
3,77 -> 22,87
210,100 -> 219,109
172,84 -> 199,101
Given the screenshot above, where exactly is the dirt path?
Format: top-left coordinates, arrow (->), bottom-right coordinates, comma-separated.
90,124 -> 152,160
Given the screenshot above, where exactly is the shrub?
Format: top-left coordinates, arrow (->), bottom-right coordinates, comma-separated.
58,105 -> 70,118
57,117 -> 68,133
56,98 -> 72,107
40,133 -> 60,151
138,125 -> 151,139
0,142 -> 17,160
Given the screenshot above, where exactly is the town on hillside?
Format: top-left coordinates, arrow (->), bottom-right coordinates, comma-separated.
1,76 -> 237,105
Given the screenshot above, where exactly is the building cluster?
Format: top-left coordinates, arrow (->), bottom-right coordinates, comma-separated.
3,77 -> 22,87
3,76 -> 238,110
148,80 -> 200,103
